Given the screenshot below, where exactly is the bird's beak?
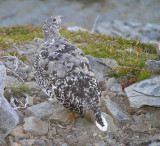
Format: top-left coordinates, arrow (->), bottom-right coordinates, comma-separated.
60,16 -> 63,19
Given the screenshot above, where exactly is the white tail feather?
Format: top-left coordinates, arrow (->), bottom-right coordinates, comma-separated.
95,115 -> 108,131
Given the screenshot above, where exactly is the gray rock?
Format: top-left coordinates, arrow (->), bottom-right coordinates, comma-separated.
16,66 -> 32,73
6,75 -> 20,86
145,60 -> 160,73
86,55 -> 118,83
109,83 -> 123,93
3,60 -> 15,70
130,115 -> 149,132
124,76 -> 160,108
0,62 -> 19,144
103,97 -> 131,122
105,77 -> 118,90
34,140 -> 46,146
57,142 -> 68,146
46,139 -> 54,146
19,139 -> 35,146
25,81 -> 40,91
151,134 -> 160,141
49,105 -> 74,125
23,117 -> 48,135
0,62 -> 6,95
150,109 -> 160,128
10,126 -> 27,138
101,90 -> 117,99
99,142 -> 108,146
148,142 -> 160,146
47,127 -> 56,138
25,101 -> 55,120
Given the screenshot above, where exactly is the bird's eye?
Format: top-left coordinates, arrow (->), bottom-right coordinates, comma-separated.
53,19 -> 56,22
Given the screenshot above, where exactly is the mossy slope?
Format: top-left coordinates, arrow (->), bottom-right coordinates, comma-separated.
0,25 -> 159,84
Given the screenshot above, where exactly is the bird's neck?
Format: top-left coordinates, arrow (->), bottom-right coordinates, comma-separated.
43,28 -> 67,43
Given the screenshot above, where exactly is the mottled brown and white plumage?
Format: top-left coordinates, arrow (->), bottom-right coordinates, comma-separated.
34,16 -> 108,131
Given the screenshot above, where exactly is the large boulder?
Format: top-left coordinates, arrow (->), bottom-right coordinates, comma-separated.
124,76 -> 160,108
0,62 -> 19,144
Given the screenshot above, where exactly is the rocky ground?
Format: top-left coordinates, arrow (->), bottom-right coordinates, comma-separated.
0,36 -> 160,146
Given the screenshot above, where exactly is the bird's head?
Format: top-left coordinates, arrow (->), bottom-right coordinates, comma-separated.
43,16 -> 63,41
43,16 -> 63,32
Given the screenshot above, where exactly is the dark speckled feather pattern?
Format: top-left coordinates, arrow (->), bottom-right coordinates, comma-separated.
34,16 -> 105,127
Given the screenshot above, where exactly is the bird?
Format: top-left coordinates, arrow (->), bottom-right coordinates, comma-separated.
34,16 -> 108,131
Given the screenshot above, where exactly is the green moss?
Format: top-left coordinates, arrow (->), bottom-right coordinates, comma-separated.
4,83 -> 31,100
0,25 -> 159,83
137,69 -> 154,82
0,25 -> 43,49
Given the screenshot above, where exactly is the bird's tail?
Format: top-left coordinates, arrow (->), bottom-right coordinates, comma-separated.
95,110 -> 108,131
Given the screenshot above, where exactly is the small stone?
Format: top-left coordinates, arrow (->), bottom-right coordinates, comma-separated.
45,139 -> 54,146
83,131 -> 87,135
19,139 -> 35,146
6,76 -> 20,86
105,77 -> 117,90
94,143 -> 99,146
109,83 -> 123,93
93,133 -> 97,137
130,115 -> 149,132
145,112 -> 151,120
99,142 -> 108,146
86,143 -> 92,146
23,117 -> 48,135
57,142 -> 68,146
150,110 -> 160,128
11,142 -> 21,146
148,142 -> 160,146
47,127 -> 56,138
101,90 -> 116,98
151,134 -> 160,141
49,106 -> 77,125
145,60 -> 160,73
107,139 -> 118,146
10,126 -> 26,138
25,82 -> 40,91
27,96 -> 34,105
34,140 -> 45,146
25,101 -> 55,120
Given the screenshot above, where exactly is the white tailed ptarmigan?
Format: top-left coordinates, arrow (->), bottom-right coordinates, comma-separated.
34,16 -> 108,131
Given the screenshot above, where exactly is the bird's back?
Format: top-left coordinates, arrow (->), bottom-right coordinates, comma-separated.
34,40 -> 101,115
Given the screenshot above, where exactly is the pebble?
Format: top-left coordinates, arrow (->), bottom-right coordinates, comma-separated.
23,117 -> 48,136
93,133 -> 97,137
10,126 -> 27,139
25,82 -> 40,91
11,142 -> 21,146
